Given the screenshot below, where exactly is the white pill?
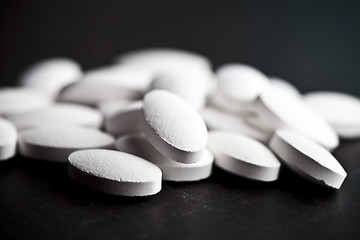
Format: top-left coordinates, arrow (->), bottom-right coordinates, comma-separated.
19,58 -> 82,97
105,101 -> 142,137
150,71 -> 210,110
7,103 -> 103,130
116,48 -> 211,75
201,107 -> 272,143
68,149 -> 162,196
269,77 -> 301,97
58,64 -> 153,105
19,125 -> 114,162
214,64 -> 270,113
207,131 -> 281,182
96,98 -> 134,117
269,130 -> 347,189
304,92 -> 360,139
141,90 -> 208,164
115,134 -> 213,182
0,118 -> 17,160
254,85 -> 339,150
0,87 -> 51,116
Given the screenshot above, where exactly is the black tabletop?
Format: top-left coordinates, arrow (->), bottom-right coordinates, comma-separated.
1,1 -> 360,239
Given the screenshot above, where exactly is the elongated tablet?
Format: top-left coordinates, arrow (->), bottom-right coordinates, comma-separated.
207,131 -> 281,182
254,85 -> 339,150
19,125 -> 114,162
141,90 -> 208,164
201,107 -> 272,143
214,64 -> 270,114
19,58 -> 82,97
150,70 -> 210,110
0,118 -> 17,160
116,48 -> 211,74
58,64 -> 153,105
115,134 -> 213,182
269,130 -> 347,189
105,101 -> 142,137
304,91 -> 360,139
68,149 -> 162,196
0,87 -> 51,116
269,77 -> 301,97
7,103 -> 103,130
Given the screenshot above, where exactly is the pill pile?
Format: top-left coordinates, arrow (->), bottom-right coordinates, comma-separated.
1,48 -> 356,196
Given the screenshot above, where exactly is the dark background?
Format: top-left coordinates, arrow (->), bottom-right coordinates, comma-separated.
1,1 -> 360,239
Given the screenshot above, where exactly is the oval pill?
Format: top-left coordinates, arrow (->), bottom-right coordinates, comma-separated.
269,129 -> 347,189
207,131 -> 281,182
68,149 -> 162,196
304,91 -> 360,139
7,103 -> 103,130
19,125 -> 114,162
141,90 -> 208,164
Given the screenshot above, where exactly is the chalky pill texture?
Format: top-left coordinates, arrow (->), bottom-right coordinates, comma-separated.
19,125 -> 114,162
0,118 -> 18,160
115,134 -> 213,182
269,130 -> 347,189
208,131 -> 281,182
141,90 -> 208,164
68,149 -> 162,196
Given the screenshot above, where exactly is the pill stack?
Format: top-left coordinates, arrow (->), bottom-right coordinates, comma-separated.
1,48 -> 356,196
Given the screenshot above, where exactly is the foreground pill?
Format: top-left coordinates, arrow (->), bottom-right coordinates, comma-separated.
255,85 -> 339,150
58,65 -> 153,105
0,118 -> 17,160
207,131 -> 281,182
304,91 -> 360,139
19,125 -> 114,162
105,101 -> 142,137
0,87 -> 51,116
141,90 -> 208,164
201,107 -> 272,143
214,64 -> 270,114
19,58 -> 82,97
115,134 -> 213,182
7,103 -> 103,130
269,130 -> 347,189
68,149 -> 162,196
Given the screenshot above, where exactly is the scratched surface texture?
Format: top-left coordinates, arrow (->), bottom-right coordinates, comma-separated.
1,1 -> 360,239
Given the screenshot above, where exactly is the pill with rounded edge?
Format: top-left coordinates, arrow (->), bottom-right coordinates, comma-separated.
254,85 -> 339,150
7,103 -> 103,130
201,107 -> 272,143
19,58 -> 82,97
96,98 -> 134,117
115,134 -> 213,182
68,149 -> 162,196
0,118 -> 17,160
105,101 -> 142,137
207,131 -> 281,182
0,87 -> 51,116
304,91 -> 360,139
214,64 -> 270,114
19,125 -> 114,162
141,90 -> 208,164
269,129 -> 347,189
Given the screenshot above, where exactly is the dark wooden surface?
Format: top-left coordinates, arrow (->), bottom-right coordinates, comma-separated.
1,1 -> 360,239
